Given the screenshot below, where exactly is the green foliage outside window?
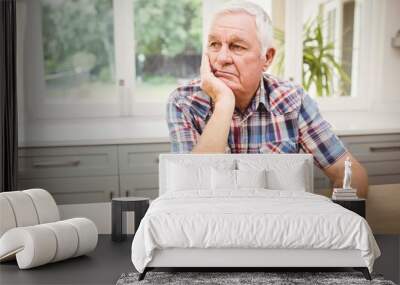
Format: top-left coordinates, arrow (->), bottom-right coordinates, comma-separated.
42,0 -> 202,85
133,0 -> 202,81
42,0 -> 114,82
134,0 -> 202,57
273,17 -> 350,97
303,17 -> 350,97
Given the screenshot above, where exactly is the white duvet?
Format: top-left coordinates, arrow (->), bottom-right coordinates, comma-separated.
131,189 -> 380,273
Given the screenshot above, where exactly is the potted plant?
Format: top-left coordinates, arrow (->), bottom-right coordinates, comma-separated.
271,16 -> 350,97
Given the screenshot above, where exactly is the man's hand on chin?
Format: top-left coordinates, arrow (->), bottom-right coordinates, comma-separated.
200,53 -> 235,108
190,53 -> 235,154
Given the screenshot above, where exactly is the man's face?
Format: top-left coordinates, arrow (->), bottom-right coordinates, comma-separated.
207,12 -> 268,95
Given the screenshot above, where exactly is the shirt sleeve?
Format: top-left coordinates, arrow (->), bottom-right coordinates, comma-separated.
166,92 -> 200,153
298,91 -> 348,169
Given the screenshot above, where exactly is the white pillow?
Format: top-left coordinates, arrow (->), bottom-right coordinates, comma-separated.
167,162 -> 211,191
211,168 -> 236,190
236,169 -> 268,189
237,159 -> 308,191
266,162 -> 306,191
211,168 -> 268,190
167,159 -> 236,192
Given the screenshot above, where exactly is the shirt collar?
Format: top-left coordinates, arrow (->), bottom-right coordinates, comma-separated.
251,75 -> 268,113
232,74 -> 269,116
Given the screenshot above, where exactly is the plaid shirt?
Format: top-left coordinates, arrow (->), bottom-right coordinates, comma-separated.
166,73 -> 347,169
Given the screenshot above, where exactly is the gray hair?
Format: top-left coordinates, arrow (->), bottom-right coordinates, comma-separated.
210,1 -> 273,55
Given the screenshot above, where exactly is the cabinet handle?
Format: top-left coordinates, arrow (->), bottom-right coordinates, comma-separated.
33,160 -> 80,168
370,146 -> 400,152
154,158 -> 159,164
125,190 -> 129,197
110,192 -> 114,200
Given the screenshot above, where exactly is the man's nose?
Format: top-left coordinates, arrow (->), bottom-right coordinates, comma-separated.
215,45 -> 233,66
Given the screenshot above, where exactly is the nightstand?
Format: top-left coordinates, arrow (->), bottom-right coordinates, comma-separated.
111,197 -> 150,242
332,198 -> 366,218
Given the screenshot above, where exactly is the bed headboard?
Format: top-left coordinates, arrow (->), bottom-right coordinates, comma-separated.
158,154 -> 314,195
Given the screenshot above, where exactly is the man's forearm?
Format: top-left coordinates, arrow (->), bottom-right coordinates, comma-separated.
192,99 -> 234,153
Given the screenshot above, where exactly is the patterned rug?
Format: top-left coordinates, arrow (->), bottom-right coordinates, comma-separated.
116,271 -> 396,285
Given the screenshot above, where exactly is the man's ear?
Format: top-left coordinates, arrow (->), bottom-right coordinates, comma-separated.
262,48 -> 276,71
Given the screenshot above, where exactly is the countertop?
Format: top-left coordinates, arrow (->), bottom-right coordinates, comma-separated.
18,111 -> 400,147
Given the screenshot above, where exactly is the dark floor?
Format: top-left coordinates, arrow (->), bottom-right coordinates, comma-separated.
1,235 -> 399,285
0,235 -> 134,285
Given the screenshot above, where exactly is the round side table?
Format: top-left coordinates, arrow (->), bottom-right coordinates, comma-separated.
111,197 -> 150,242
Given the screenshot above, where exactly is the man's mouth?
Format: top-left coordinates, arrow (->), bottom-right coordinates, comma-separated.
214,70 -> 237,78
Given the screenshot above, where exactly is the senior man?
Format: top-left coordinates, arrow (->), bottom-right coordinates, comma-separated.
166,1 -> 368,198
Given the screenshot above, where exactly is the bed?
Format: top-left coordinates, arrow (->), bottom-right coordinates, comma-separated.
131,154 -> 381,281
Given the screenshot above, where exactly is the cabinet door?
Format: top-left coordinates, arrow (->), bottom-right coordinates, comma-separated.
19,146 -> 118,179
18,176 -> 119,204
118,143 -> 170,175
118,143 -> 170,199
120,174 -> 159,200
340,134 -> 400,185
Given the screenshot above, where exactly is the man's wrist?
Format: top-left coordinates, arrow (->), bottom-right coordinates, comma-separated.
214,96 -> 235,111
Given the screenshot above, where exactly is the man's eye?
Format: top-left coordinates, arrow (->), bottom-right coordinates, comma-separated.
209,42 -> 220,48
232,44 -> 245,51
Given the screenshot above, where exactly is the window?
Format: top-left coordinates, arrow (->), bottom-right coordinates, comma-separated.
19,0 -> 204,119
302,0 -> 361,98
41,0 -> 117,102
20,0 -> 120,119
295,0 -> 372,111
18,0 -> 372,120
133,0 -> 202,103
